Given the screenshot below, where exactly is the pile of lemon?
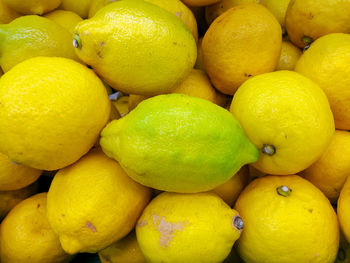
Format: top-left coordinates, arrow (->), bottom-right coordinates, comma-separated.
0,0 -> 350,262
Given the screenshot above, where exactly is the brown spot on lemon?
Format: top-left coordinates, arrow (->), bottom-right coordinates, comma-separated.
151,215 -> 186,247
86,222 -> 97,233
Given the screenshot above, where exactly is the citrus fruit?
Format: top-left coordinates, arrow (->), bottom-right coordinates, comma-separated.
73,0 -> 197,96
300,130 -> 350,204
0,15 -> 78,72
235,175 -> 339,263
59,0 -> 94,18
285,0 -> 350,48
338,176 -> 350,244
276,40 -> 302,70
136,192 -> 244,262
46,148 -> 152,254
0,57 -> 111,170
3,0 -> 62,15
230,70 -> 334,175
295,33 -> 350,130
202,3 -> 282,95
44,10 -> 83,34
260,0 -> 291,28
0,193 -> 72,263
100,93 -> 259,193
0,0 -> 20,24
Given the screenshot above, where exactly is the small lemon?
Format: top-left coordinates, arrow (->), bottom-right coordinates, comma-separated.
99,231 -> 146,263
300,130 -> 350,204
74,0 -> 197,96
202,3 -> 282,95
0,0 -> 20,24
44,10 -> 83,34
230,70 -> 334,175
0,193 -> 72,263
276,40 -> 302,70
136,192 -> 243,262
46,148 -> 152,254
3,0 -> 62,15
0,152 -> 42,191
338,176 -> 350,244
295,33 -> 350,130
59,0 -> 94,18
260,0 -> 291,28
0,15 -> 78,72
100,94 -> 259,193
235,175 -> 339,263
0,57 -> 111,170
285,0 -> 350,48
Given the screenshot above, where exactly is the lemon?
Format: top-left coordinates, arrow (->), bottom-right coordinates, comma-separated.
202,3 -> 282,95
0,0 -> 20,24
210,166 -> 250,207
89,0 -> 198,43
0,152 -> 42,191
99,231 -> 146,263
0,57 -> 111,171
3,0 -> 61,15
0,181 -> 38,219
276,40 -> 302,70
205,0 -> 261,25
181,0 -> 220,7
0,15 -> 78,72
74,0 -> 197,96
295,33 -> 350,130
260,0 -> 291,28
338,176 -> 350,244
100,94 -> 259,193
235,175 -> 339,263
300,130 -> 350,204
0,193 -> 72,263
46,148 -> 152,254
136,192 -> 243,262
285,0 -> 350,48
230,70 -> 334,175
59,0 -> 94,18
44,10 -> 83,34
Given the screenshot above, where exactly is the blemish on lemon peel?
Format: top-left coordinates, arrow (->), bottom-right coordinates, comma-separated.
151,215 -> 187,247
137,220 -> 148,227
86,222 -> 97,232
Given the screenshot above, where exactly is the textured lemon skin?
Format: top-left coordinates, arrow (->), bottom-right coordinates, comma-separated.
136,192 -> 242,263
0,193 -> 72,263
295,33 -> 350,130
235,175 -> 339,263
0,152 -> 42,191
285,0 -> 350,48
202,3 -> 282,95
230,70 -> 334,175
0,15 -> 78,72
100,94 -> 259,193
300,130 -> 350,204
0,57 -> 111,171
3,0 -> 61,15
0,0 -> 20,24
276,41 -> 302,70
74,0 -> 197,96
338,177 -> 350,244
260,0 -> 291,27
46,149 -> 152,254
44,10 -> 83,34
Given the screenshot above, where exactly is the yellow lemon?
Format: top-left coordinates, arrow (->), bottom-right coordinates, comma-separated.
0,57 -> 111,170
181,0 -> 220,7
136,192 -> 243,262
205,0 -> 261,25
74,0 -> 197,96
295,33 -> 350,130
338,176 -> 350,244
44,10 -> 83,34
0,0 -> 20,24
202,3 -> 282,95
0,181 -> 38,219
0,152 -> 42,191
99,231 -> 146,263
300,130 -> 350,204
210,166 -> 250,207
100,94 -> 259,193
0,193 -> 72,263
0,15 -> 78,72
59,0 -> 94,18
3,0 -> 62,15
230,70 -> 334,175
260,0 -> 291,28
235,175 -> 339,263
46,148 -> 152,254
285,0 -> 350,48
276,40 -> 302,70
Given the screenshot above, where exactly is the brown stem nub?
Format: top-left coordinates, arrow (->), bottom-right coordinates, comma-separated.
262,144 -> 276,156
